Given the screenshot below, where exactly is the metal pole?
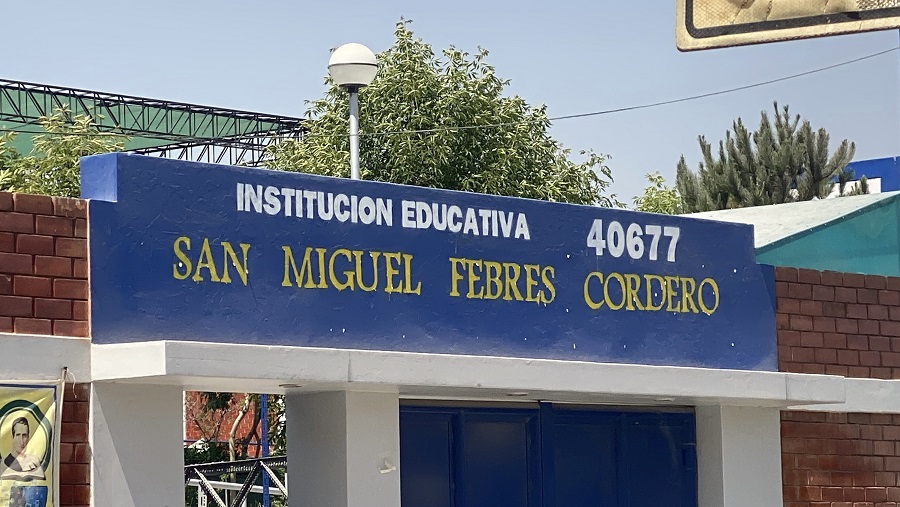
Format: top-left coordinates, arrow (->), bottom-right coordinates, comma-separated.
349,87 -> 360,180
261,394 -> 270,507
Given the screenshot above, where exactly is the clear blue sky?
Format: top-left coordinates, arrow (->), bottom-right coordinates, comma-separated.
5,1 -> 899,202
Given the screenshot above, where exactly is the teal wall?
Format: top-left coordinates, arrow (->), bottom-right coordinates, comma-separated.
756,199 -> 900,276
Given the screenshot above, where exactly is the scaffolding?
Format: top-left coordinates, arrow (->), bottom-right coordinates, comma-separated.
0,78 -> 305,166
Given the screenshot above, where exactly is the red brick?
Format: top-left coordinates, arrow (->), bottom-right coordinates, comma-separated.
72,300 -> 87,320
849,335 -> 870,350
0,295 -> 31,317
13,275 -> 51,297
53,279 -> 87,300
862,425 -> 884,440
784,468 -> 809,485
777,267 -> 799,282
798,486 -> 822,501
838,350 -> 860,365
0,232 -> 12,252
838,319 -> 861,334
883,353 -> 900,367
58,463 -> 89,485
868,276 -> 889,290
861,351 -> 882,366
814,347 -> 837,363
62,401 -> 89,423
890,487 -> 900,501
790,283 -> 814,299
868,488 -> 889,503
833,471 -> 856,486
846,273 -> 867,288
0,192 -> 11,211
883,322 -> 900,337
60,422 -> 87,443
0,252 -> 33,275
35,215 -> 73,236
874,367 -> 893,379
822,487 -> 845,501
0,274 -> 10,295
55,237 -> 86,258
837,287 -> 859,303
73,259 -> 87,279
881,291 -> 900,306
800,363 -> 827,374
888,457 -> 900,472
814,317 -> 837,333
52,196 -> 86,218
802,300 -> 824,316
826,364 -> 850,376
12,194 -> 53,214
822,271 -> 844,286
861,289 -> 881,304
13,318 -> 51,334
892,307 -> 900,321
777,313 -> 791,330
34,298 -> 71,319
845,486 -> 866,501
861,320 -> 882,335
0,212 -> 34,233
15,234 -> 53,255
825,333 -> 848,348
848,304 -> 869,319
871,336 -> 892,351
824,302 -> 847,317
876,473 -> 897,487
73,218 -> 87,239
801,332 -> 826,348
849,365 -> 872,377
53,320 -> 88,337
799,269 -> 822,284
780,297 -> 801,314
792,315 -> 815,331
793,347 -> 816,362
34,255 -> 71,277
781,330 -> 802,346
874,413 -> 895,424
0,316 -> 11,332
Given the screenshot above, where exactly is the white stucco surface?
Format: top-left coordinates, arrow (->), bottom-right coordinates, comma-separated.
90,340 -> 845,407
0,333 -> 89,381
697,406 -> 783,507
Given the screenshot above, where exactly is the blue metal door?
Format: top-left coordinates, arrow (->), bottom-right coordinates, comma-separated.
400,404 -> 697,507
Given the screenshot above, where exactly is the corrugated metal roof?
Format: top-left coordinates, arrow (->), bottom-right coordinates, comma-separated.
688,192 -> 900,248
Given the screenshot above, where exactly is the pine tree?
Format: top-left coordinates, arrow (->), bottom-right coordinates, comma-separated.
676,103 -> 856,213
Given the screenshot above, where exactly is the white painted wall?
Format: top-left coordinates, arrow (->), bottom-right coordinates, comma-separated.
286,391 -> 400,507
696,405 -> 783,507
91,383 -> 185,507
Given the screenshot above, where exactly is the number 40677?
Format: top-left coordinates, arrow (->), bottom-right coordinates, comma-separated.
586,219 -> 680,262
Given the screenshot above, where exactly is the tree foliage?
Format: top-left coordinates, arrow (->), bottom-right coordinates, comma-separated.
269,20 -> 618,206
0,108 -> 125,198
676,102 -> 856,213
633,173 -> 680,215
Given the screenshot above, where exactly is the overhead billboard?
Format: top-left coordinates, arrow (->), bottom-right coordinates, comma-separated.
677,0 -> 900,51
83,154 -> 777,370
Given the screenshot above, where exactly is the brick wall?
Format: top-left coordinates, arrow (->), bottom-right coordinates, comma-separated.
0,191 -> 88,336
1,192 -> 90,507
778,267 -> 900,507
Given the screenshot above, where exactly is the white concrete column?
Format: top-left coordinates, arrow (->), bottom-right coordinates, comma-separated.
696,405 -> 782,507
91,383 -> 185,507
286,391 -> 400,507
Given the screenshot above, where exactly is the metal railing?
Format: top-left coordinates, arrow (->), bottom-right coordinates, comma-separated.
185,456 -> 287,507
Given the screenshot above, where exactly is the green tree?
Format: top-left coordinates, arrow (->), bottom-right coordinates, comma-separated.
633,172 -> 680,214
676,102 -> 856,213
0,108 -> 126,198
269,20 -> 619,207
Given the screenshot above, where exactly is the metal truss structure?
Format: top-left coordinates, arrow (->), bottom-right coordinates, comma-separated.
185,456 -> 287,507
0,78 -> 304,166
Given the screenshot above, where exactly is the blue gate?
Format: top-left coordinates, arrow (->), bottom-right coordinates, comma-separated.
400,404 -> 697,507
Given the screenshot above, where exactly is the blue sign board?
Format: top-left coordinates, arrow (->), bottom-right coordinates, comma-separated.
83,154 -> 776,370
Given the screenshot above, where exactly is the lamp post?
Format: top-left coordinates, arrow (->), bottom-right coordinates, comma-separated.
328,43 -> 378,180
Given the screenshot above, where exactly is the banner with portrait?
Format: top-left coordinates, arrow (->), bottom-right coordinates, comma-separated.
0,384 -> 58,507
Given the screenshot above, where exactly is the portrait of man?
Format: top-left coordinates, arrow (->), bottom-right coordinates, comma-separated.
0,417 -> 45,481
